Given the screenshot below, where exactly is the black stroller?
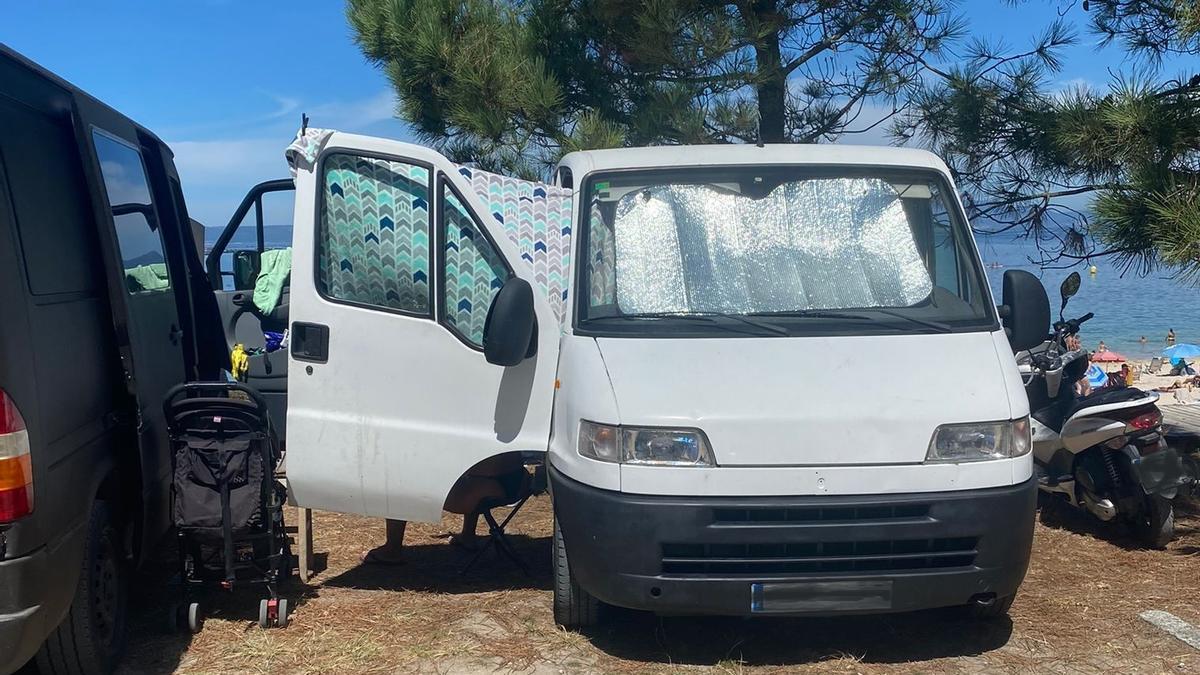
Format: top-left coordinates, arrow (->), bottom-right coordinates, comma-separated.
164,382 -> 291,632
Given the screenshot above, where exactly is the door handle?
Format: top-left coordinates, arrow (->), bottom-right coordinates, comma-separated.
290,322 -> 329,363
231,292 -> 249,307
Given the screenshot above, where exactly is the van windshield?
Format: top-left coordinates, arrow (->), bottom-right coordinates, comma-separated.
576,166 -> 995,337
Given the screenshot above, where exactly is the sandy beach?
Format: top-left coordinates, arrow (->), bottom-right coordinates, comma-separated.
1092,356 -> 1200,406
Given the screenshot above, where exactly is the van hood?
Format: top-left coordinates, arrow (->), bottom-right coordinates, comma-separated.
594,331 -> 1016,466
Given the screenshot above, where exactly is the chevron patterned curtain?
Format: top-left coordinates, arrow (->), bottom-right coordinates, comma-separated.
318,154 -> 432,314
442,191 -> 507,346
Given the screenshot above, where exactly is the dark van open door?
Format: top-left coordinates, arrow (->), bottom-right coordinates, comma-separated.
205,179 -> 294,434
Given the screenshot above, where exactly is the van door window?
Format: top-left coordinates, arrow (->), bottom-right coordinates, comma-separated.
93,130 -> 170,294
441,186 -> 507,348
318,153 -> 431,315
218,187 -> 295,291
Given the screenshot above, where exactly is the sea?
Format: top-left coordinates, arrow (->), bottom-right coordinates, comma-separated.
979,235 -> 1197,359
208,227 -> 1196,359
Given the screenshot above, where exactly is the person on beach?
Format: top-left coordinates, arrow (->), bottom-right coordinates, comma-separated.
1066,334 -> 1091,396
1097,340 -> 1107,353
1168,328 -> 1176,345
1140,336 -> 1148,350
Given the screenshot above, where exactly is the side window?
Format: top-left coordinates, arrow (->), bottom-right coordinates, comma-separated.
93,130 -> 170,294
318,154 -> 431,314
929,185 -> 962,297
219,187 -> 295,291
441,186 -> 507,347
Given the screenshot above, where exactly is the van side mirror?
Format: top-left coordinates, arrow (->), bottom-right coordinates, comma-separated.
483,277 -> 537,366
232,250 -> 261,291
1000,269 -> 1051,352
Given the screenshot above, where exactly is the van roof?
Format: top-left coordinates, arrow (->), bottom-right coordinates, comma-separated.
0,44 -> 170,154
557,143 -> 949,177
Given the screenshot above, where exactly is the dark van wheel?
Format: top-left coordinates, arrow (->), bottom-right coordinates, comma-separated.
36,501 -> 128,675
552,515 -> 601,629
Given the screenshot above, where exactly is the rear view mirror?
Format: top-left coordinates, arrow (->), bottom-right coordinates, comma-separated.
1001,269 -> 1050,352
483,277 -> 537,366
1059,271 -> 1081,316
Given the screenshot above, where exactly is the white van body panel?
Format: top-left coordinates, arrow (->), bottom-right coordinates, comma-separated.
548,335 -> 622,491
591,331 -> 1013,467
286,133 -> 561,522
618,454 -> 1033,496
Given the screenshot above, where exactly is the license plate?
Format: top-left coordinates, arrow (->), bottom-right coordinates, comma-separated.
751,580 -> 893,613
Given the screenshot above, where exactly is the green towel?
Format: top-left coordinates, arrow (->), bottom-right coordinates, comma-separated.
253,248 -> 292,314
125,263 -> 170,292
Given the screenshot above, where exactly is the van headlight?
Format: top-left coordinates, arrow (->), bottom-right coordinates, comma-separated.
578,421 -> 715,466
925,418 -> 1031,463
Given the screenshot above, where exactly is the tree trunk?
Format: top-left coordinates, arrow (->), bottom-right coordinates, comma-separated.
748,0 -> 786,143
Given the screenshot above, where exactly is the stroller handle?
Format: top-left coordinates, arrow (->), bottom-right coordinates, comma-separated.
163,381 -> 271,417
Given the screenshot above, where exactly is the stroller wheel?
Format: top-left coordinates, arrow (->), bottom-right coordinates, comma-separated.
258,598 -> 270,629
277,598 -> 290,629
187,602 -> 203,634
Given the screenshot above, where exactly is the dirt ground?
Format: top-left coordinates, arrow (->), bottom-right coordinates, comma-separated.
107,495 -> 1200,675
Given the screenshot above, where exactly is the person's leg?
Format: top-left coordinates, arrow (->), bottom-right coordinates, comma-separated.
362,518 -> 407,565
444,475 -> 507,549
452,511 -> 482,550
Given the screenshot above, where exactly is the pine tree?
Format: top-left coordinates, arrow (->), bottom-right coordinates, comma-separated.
901,0 -> 1200,279
346,0 -> 964,177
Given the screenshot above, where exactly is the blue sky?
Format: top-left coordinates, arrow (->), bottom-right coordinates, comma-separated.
1,1 -> 1185,229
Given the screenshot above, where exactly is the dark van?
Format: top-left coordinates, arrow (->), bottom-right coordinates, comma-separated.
0,46 -> 226,674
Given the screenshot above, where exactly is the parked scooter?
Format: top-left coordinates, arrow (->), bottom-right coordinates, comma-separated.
1021,272 -> 1186,548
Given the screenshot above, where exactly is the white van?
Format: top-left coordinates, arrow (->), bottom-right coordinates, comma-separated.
282,132 -> 1052,626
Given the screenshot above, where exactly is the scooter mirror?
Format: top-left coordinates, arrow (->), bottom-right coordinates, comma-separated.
1059,271 -> 1081,317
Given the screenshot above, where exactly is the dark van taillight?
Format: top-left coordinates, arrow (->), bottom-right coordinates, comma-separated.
0,389 -> 33,523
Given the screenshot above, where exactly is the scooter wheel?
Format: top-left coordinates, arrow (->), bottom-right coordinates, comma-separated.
1135,495 -> 1175,549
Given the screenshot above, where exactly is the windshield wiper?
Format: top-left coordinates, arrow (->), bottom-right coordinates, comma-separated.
747,308 -> 952,333
867,308 -> 952,333
594,311 -> 790,336
746,309 -> 873,320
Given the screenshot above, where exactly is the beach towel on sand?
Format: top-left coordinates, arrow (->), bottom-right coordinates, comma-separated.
253,248 -> 292,314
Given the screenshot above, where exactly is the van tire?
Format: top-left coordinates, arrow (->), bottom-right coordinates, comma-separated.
35,500 -> 128,675
552,515 -> 601,629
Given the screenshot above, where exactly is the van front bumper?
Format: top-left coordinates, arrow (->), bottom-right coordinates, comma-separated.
549,464 -> 1036,616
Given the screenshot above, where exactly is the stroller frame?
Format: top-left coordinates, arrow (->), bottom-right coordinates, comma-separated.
164,382 -> 291,631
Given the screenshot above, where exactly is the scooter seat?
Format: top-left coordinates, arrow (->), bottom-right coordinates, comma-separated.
1066,386 -> 1151,418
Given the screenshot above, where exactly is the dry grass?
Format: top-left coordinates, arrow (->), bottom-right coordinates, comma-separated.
117,496 -> 1200,674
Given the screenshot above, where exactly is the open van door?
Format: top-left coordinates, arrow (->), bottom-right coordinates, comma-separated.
284,133 -> 562,522
206,179 -> 294,434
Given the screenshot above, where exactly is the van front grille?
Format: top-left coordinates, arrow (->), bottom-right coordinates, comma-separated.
660,537 -> 978,576
712,503 -> 930,524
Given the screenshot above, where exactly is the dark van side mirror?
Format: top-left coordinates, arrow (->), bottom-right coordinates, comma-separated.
483,277 -> 537,366
1000,269 -> 1051,352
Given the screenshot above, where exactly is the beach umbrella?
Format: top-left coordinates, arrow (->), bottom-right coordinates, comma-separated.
1163,343 -> 1200,360
1086,364 -> 1109,389
1091,351 -> 1126,363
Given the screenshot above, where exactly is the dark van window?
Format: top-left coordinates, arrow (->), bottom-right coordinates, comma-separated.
0,98 -> 100,296
93,130 -> 171,294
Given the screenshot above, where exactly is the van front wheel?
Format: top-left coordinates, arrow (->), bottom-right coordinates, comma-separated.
36,500 -> 128,675
552,514 -> 602,629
